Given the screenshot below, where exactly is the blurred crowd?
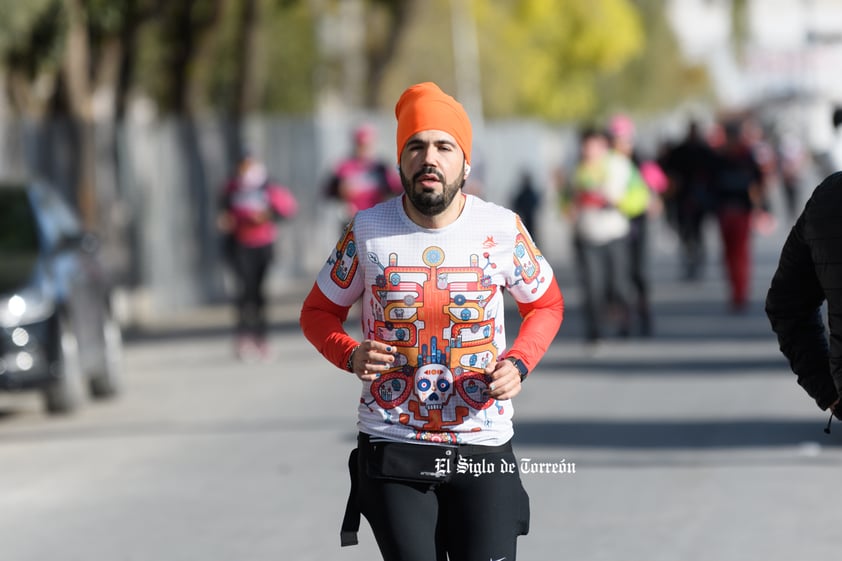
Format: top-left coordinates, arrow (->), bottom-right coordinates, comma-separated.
215,105 -> 842,354
553,109 -> 822,344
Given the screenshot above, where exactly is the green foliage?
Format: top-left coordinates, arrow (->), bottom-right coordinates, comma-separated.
0,0 -> 64,80
376,0 -> 458,104
594,0 -> 712,119
258,0 -> 317,113
475,0 -> 644,121
133,0 -> 317,115
85,0 -> 128,35
0,0 -> 58,52
0,0 -> 714,121
132,15 -> 173,113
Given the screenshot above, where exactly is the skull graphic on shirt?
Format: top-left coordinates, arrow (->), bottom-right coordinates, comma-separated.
414,364 -> 454,411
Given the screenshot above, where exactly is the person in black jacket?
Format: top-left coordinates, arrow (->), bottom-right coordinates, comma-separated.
661,120 -> 718,281
766,171 -> 842,428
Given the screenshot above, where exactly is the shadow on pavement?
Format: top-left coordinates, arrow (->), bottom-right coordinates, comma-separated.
538,356 -> 789,376
513,417 -> 837,448
0,415 -> 349,443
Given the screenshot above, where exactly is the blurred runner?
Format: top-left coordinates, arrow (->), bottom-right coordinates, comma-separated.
324,123 -> 401,229
661,121 -> 718,281
609,114 -> 666,336
710,120 -> 763,313
562,127 -> 634,343
218,153 -> 298,360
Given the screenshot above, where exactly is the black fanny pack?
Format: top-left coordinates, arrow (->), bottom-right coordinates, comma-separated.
340,437 -> 456,547
342,433 -> 518,547
362,434 -> 457,484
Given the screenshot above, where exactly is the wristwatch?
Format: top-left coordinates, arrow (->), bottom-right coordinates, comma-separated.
505,357 -> 529,382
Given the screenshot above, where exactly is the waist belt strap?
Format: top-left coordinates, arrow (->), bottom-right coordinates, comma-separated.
357,432 -> 511,456
340,448 -> 360,547
456,440 -> 512,456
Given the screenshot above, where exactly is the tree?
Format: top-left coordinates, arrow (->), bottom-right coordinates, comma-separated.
0,0 -> 63,118
595,0 -> 712,119
362,0 -> 413,108
0,0 -> 166,229
474,0 -> 645,121
61,0 -> 98,228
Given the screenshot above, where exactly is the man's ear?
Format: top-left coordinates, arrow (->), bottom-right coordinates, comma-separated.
460,163 -> 472,190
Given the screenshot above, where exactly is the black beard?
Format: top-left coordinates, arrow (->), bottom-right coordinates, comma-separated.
400,165 -> 465,217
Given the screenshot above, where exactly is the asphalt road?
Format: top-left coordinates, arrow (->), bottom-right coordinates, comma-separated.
0,198 -> 838,561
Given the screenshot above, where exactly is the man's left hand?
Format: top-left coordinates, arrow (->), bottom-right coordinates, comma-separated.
484,359 -> 523,401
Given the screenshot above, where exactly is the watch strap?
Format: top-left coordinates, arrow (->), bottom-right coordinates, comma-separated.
505,356 -> 529,381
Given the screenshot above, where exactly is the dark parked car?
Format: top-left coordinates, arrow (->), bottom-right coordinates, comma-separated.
0,179 -> 122,414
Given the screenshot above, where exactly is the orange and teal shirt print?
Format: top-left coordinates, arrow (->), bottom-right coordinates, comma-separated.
316,195 -> 554,446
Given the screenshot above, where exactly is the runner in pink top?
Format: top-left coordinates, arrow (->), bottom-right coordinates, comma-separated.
327,124 -> 401,221
219,154 -> 297,360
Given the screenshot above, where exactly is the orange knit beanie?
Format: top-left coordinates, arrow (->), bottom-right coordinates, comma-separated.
394,82 -> 472,165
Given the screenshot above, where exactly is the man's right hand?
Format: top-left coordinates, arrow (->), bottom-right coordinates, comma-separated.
349,340 -> 396,382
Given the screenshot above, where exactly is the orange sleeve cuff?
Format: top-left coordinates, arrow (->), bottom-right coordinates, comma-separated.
505,280 -> 564,371
299,282 -> 359,370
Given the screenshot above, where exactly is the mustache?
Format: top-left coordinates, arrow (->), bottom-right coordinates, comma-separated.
412,166 -> 445,184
